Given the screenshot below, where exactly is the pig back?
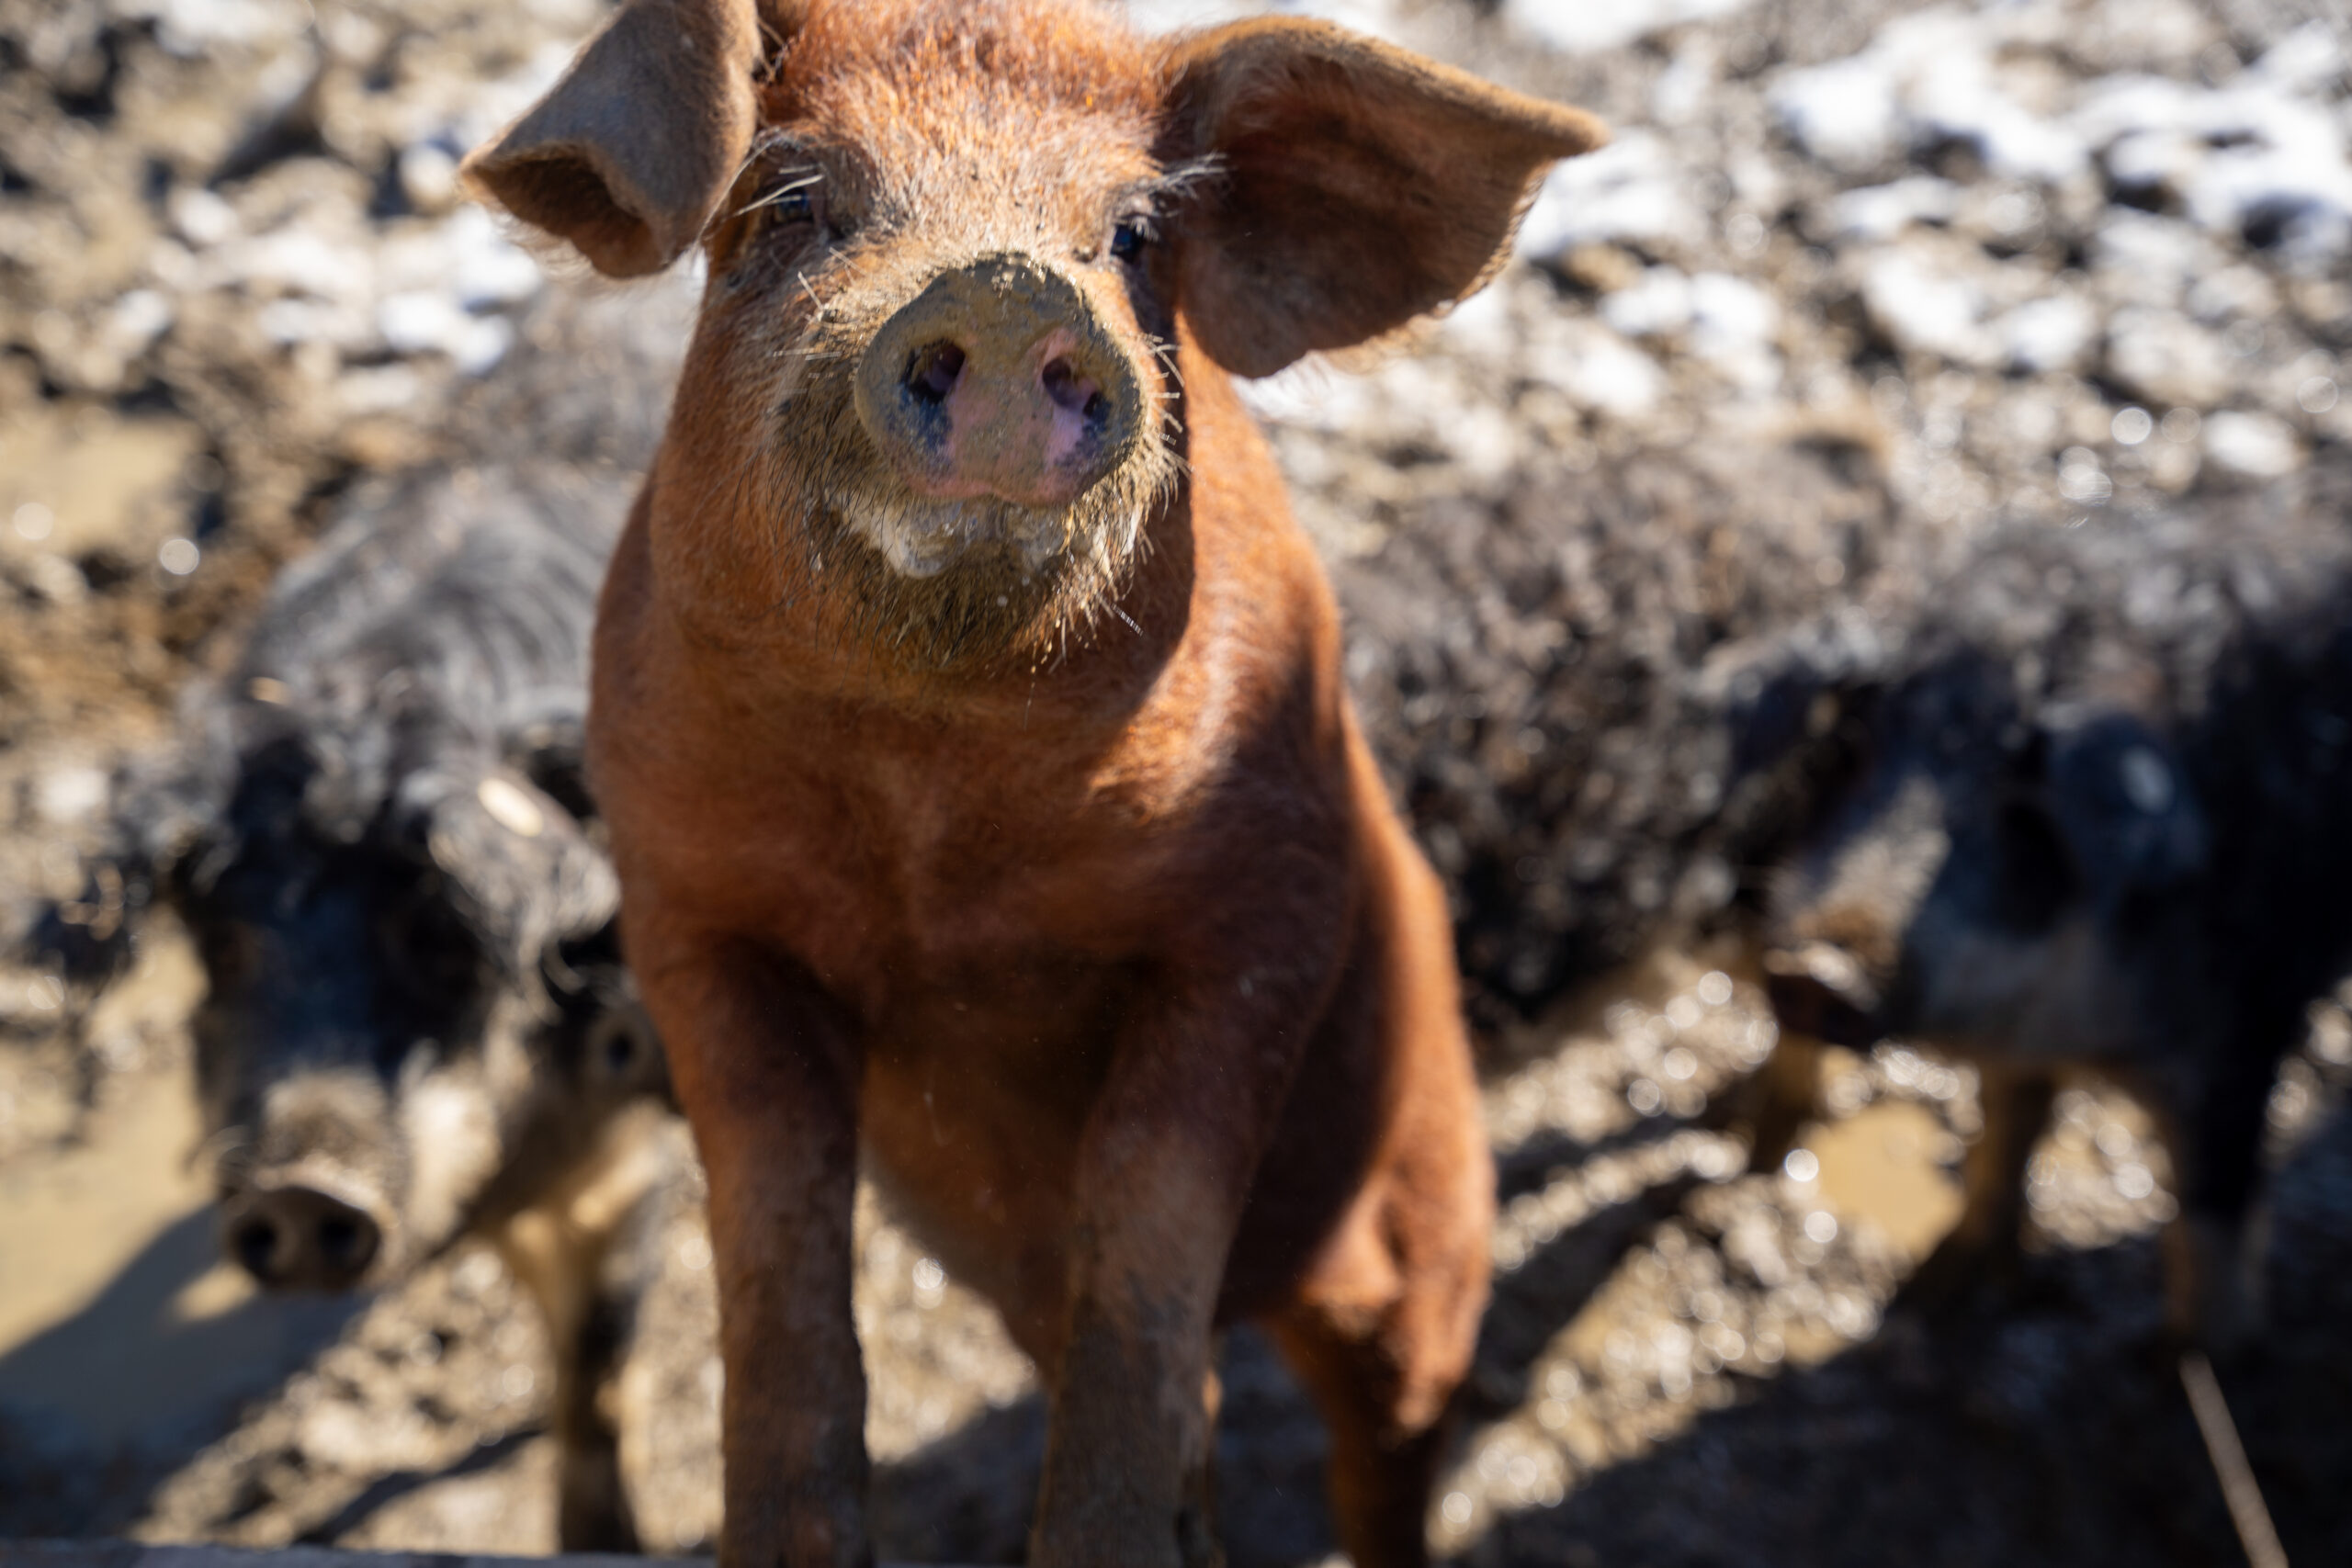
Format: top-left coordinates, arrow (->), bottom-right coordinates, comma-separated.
1336,433 -> 1897,1028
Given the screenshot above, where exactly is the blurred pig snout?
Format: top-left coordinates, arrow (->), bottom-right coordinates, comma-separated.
854,254 -> 1143,510
220,1177 -> 390,1292
213,1068 -> 401,1291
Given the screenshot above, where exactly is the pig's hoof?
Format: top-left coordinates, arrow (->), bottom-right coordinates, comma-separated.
1176,1502 -> 1225,1568
559,1503 -> 642,1555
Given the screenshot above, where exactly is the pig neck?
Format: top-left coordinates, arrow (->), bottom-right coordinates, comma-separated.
636,333 -> 1275,747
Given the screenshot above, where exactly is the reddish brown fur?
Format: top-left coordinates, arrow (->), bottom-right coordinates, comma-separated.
466,3 -> 1601,1563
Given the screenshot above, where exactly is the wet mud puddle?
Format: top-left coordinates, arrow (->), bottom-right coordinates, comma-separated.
1804,1092 -> 1965,1260
0,1026 -> 353,1462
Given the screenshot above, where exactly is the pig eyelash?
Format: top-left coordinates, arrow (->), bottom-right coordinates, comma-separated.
1147,157 -> 1221,198
738,169 -> 824,223
1105,160 -> 1216,262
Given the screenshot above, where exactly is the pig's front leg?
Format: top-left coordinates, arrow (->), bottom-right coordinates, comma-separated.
636,932 -> 870,1568
1029,974 -> 1323,1568
2149,1032 -> 2295,1356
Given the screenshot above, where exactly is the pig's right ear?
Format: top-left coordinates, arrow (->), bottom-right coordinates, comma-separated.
461,0 -> 770,277
1159,18 -> 1607,378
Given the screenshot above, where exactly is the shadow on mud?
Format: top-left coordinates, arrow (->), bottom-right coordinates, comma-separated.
7,1085 -> 2343,1568
0,1211 -> 357,1538
1461,1105 -> 2352,1568
856,1175 -> 1689,1568
871,1396 -> 1046,1564
291,1428 -> 542,1547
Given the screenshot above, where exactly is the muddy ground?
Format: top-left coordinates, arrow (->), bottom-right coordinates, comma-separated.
3,0 -> 2350,1563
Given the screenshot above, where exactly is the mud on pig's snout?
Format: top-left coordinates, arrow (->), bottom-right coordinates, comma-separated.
854,253 -> 1144,509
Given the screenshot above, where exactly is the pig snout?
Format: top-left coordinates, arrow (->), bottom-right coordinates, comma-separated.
220,1177 -> 390,1291
209,1070 -> 402,1291
854,253 -> 1141,510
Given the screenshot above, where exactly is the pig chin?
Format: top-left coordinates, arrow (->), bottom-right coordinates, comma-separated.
830,485 -> 1084,581
806,434 -> 1173,668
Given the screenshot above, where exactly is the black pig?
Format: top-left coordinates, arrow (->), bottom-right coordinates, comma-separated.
1752,485 -> 2352,1349
1345,425 -> 2352,1350
1337,432 -> 1898,1028
39,281 -> 695,1549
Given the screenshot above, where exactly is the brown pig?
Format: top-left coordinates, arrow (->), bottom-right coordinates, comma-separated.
464,2 -> 1604,1562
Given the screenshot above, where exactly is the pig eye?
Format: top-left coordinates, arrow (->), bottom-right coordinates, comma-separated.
1110,217 -> 1151,264
741,170 -> 821,231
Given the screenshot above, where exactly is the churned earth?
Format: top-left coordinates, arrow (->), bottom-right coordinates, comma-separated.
2,0 -> 2348,1564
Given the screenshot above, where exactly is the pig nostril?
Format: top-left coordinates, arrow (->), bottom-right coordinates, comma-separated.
233,1217 -> 280,1280
318,1213 -> 358,1262
1040,356 -> 1103,423
315,1210 -> 379,1277
905,341 -> 966,406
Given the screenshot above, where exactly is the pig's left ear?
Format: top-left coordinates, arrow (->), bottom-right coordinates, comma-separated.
1159,17 -> 1606,378
461,0 -> 770,277
400,771 -> 620,965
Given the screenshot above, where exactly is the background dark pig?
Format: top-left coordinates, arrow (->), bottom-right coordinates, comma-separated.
31,280 -> 699,1551
1747,469 -> 2352,1350
463,0 -> 1604,1563
1341,412 -> 2352,1355
1337,430 -> 1900,1029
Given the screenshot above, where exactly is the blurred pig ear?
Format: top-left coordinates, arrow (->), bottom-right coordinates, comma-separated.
461,0 -> 773,277
1160,17 -> 1606,378
398,770 -> 621,964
